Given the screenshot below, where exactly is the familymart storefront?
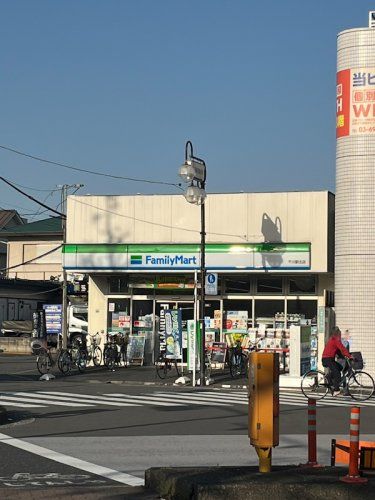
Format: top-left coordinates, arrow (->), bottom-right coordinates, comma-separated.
64,241 -> 331,375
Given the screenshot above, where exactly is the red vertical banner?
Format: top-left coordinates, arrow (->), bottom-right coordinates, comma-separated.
336,69 -> 351,138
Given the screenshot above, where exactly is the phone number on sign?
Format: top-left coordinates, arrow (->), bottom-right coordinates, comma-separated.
356,126 -> 375,133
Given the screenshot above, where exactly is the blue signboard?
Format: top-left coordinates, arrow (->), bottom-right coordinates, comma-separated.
164,309 -> 182,359
43,304 -> 62,335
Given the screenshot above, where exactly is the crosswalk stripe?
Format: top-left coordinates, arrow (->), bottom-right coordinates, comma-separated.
32,392 -> 141,407
204,391 -> 247,399
109,393 -> 230,407
101,394 -> 185,407
151,393 -> 235,406
155,392 -> 247,405
0,395 -> 92,407
0,400 -> 45,408
281,393 -> 375,405
189,392 -> 248,401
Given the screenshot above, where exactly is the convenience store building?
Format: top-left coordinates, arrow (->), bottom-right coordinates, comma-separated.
64,191 -> 334,371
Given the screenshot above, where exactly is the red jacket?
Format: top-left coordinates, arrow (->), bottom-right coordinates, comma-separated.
322,335 -> 351,359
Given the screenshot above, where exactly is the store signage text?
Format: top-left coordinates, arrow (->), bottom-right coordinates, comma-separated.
144,255 -> 197,266
337,68 -> 375,137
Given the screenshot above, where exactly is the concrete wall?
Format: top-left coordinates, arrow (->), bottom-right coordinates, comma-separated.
7,237 -> 62,280
0,337 -> 32,354
67,191 -> 332,273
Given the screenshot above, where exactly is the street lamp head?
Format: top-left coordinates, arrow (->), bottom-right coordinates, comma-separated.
184,185 -> 206,205
179,159 -> 206,183
179,162 -> 196,182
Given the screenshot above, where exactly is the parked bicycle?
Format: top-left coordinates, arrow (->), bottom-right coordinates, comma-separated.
103,333 -> 127,370
301,354 -> 375,401
33,342 -> 62,375
58,342 -> 88,375
82,332 -> 102,367
228,340 -> 248,378
155,352 -> 181,379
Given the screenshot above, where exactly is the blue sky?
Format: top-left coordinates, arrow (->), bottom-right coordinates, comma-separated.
0,1 -> 373,218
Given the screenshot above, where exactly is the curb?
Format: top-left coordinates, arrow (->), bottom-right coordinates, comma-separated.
86,379 -> 249,389
145,465 -> 375,500
0,405 -> 7,425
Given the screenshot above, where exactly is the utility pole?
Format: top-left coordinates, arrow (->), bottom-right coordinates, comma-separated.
60,184 -> 83,350
61,185 -> 68,350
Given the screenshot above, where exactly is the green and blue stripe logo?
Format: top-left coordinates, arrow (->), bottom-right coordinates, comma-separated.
130,255 -> 142,265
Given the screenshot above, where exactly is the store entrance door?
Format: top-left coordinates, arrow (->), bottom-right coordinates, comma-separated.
131,297 -> 154,365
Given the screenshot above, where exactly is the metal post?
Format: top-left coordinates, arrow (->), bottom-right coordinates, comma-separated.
193,269 -> 197,387
61,185 -> 68,350
200,195 -> 206,386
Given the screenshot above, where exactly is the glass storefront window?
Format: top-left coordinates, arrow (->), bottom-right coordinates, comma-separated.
257,277 -> 283,294
223,299 -> 252,331
254,299 -> 284,327
287,299 -> 317,322
289,276 -> 316,294
224,276 -> 251,293
107,298 -> 131,332
108,277 -> 128,294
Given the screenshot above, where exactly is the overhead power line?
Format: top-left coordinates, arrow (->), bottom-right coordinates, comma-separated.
70,197 -> 249,240
0,177 -> 66,218
0,244 -> 63,272
0,143 -> 183,190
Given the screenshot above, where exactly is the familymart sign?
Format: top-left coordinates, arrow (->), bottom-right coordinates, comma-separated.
64,243 -> 310,271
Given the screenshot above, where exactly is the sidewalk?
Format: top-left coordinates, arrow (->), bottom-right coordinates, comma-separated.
84,365 -> 250,388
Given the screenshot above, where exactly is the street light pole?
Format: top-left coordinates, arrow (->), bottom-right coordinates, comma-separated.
200,186 -> 206,386
180,141 -> 207,386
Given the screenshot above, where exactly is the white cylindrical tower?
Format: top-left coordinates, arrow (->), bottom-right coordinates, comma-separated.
336,15 -> 375,376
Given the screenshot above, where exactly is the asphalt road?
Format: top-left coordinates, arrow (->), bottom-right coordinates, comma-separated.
1,354 -> 375,498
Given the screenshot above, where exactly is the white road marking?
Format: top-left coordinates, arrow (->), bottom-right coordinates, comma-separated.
0,395 -> 93,407
109,393 -> 230,406
0,400 -> 45,408
0,433 -> 143,487
33,392 -> 141,407
155,392 -> 248,405
101,394 -> 185,406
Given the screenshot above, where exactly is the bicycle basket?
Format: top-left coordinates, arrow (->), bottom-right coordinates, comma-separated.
351,351 -> 364,370
31,341 -> 45,355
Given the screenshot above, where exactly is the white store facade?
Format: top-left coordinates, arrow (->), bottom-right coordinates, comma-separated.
64,191 -> 334,374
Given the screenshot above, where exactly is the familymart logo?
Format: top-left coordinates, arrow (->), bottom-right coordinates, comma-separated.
130,255 -> 142,265
130,254 -> 197,267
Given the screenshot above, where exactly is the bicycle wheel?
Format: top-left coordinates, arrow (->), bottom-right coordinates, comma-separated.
77,349 -> 88,373
155,354 -> 167,379
301,370 -> 329,400
240,353 -> 248,377
104,346 -> 116,370
230,353 -> 242,378
93,346 -> 102,367
37,352 -> 50,375
204,356 -> 211,381
58,350 -> 72,375
348,371 -> 375,401
173,359 -> 181,378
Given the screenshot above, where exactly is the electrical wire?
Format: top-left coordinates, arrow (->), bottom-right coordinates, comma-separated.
70,197 -> 248,240
0,143 -> 183,190
3,180 -> 61,193
20,285 -> 62,296
0,244 -> 63,272
0,177 -> 66,218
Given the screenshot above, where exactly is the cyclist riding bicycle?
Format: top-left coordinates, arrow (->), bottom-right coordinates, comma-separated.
322,326 -> 353,397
